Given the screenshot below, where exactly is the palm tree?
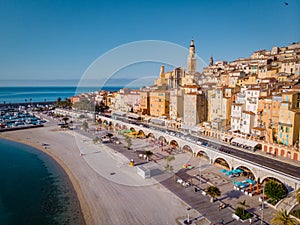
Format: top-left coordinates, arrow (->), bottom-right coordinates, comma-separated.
57,97 -> 62,106
82,121 -> 89,131
270,209 -> 298,225
164,155 -> 175,172
296,188 -> 300,205
206,185 -> 221,202
144,150 -> 153,161
62,117 -> 69,124
238,200 -> 249,216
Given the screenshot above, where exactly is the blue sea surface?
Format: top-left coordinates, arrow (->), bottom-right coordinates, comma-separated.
0,138 -> 85,225
0,86 -> 125,104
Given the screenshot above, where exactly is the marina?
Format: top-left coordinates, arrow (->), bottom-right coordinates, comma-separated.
0,105 -> 47,131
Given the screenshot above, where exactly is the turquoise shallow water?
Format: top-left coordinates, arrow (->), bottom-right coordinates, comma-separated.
0,138 -> 85,225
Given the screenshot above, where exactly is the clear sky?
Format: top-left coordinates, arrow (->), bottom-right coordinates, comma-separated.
0,0 -> 299,85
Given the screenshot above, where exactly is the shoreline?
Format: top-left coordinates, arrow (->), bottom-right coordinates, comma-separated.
0,123 -> 197,225
0,134 -> 93,225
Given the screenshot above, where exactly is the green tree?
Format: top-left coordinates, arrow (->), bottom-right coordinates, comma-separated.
271,209 -> 298,225
265,180 -> 287,202
73,98 -> 94,111
238,200 -> 249,216
93,136 -> 100,144
125,136 -> 132,149
82,121 -> 89,131
95,100 -> 107,113
144,150 -> 153,161
164,155 -> 175,172
206,185 -> 221,202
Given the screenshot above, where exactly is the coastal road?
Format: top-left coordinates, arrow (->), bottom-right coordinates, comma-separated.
195,136 -> 300,180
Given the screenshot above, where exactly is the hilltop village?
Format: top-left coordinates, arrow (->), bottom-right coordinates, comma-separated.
70,40 -> 300,161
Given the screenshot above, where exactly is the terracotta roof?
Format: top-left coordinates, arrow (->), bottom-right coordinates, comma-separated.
252,127 -> 266,131
242,111 -> 255,115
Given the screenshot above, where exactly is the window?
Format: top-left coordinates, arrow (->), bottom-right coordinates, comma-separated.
286,127 -> 289,133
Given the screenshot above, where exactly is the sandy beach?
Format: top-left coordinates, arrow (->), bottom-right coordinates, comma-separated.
0,123 -> 198,225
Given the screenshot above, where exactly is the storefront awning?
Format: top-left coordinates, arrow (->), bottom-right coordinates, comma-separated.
231,137 -> 259,148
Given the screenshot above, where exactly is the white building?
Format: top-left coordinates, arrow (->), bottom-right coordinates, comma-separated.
231,103 -> 245,132
240,111 -> 255,134
169,88 -> 184,121
245,88 -> 260,127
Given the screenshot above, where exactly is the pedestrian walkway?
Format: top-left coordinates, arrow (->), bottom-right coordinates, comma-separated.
160,175 -> 269,225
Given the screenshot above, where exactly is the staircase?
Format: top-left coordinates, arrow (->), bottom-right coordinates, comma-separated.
276,191 -> 298,213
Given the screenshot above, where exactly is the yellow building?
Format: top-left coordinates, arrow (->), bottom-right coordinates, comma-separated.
237,74 -> 258,87
155,40 -> 197,88
277,92 -> 300,146
155,66 -> 186,89
149,90 -> 170,118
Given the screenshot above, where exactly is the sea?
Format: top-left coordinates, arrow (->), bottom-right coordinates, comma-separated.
0,86 -> 128,104
0,138 -> 85,225
0,86 -> 110,225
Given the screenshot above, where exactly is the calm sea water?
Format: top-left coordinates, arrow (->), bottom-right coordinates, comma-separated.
0,86 -> 126,104
0,138 -> 85,225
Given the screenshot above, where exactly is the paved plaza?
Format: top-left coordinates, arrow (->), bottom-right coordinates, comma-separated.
80,125 -> 277,224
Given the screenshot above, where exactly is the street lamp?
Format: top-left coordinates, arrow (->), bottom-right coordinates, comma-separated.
261,185 -> 264,225
186,207 -> 191,224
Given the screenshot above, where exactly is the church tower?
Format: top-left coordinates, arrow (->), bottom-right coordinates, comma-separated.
187,40 -> 197,74
209,56 -> 214,66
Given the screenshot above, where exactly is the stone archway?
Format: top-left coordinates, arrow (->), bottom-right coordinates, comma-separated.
182,145 -> 193,154
214,157 -> 230,169
170,140 -> 179,150
196,151 -> 210,161
158,136 -> 167,146
235,166 -> 256,180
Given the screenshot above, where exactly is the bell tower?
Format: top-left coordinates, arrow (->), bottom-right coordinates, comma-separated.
209,56 -> 214,66
187,40 -> 197,74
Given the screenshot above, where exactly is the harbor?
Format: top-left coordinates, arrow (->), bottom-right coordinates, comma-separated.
0,105 -> 48,131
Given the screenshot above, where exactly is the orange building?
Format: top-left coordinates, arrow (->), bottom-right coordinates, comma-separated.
139,91 -> 150,115
149,90 -> 170,118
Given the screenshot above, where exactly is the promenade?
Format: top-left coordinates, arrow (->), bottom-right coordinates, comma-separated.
70,119 -> 278,224
1,113 -> 286,224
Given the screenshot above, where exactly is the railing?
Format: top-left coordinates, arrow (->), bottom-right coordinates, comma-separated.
97,115 -> 300,183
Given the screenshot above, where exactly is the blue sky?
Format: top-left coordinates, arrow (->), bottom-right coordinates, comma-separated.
0,0 -> 299,86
